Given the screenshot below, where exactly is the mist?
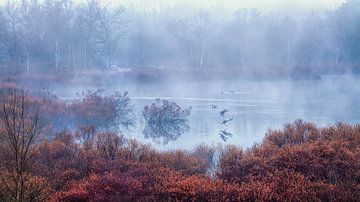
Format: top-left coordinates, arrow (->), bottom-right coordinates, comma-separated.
0,0 -> 360,149
1,1 -> 360,200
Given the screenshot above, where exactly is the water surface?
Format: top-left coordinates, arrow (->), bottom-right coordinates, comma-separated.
56,74 -> 360,150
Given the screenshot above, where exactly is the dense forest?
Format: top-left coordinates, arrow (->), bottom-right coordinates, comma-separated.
0,86 -> 359,201
0,0 -> 359,75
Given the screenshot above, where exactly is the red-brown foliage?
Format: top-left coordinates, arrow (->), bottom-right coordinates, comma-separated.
32,132 -> 83,190
0,171 -> 51,201
217,120 -> 360,201
52,172 -> 145,202
1,87 -> 359,201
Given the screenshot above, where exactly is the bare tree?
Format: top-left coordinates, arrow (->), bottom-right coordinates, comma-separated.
19,0 -> 44,75
2,0 -> 23,73
43,0 -> 73,72
71,6 -> 94,73
0,89 -> 42,202
169,11 -> 211,68
87,0 -> 127,68
0,11 -> 8,66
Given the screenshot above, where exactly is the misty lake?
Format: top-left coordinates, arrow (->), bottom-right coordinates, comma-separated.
56,74 -> 360,150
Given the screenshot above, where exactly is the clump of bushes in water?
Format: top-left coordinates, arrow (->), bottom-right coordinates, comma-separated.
0,87 -> 359,201
142,100 -> 190,144
70,90 -> 135,132
0,86 -> 136,135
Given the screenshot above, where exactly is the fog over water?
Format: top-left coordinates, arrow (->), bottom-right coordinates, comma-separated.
53,73 -> 360,150
1,0 -> 360,149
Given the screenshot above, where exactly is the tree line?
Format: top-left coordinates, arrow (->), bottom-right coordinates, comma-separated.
0,0 -> 360,75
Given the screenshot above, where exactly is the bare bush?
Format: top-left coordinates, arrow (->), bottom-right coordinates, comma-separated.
142,100 -> 190,144
96,132 -> 125,160
0,88 -> 44,201
71,90 -> 135,132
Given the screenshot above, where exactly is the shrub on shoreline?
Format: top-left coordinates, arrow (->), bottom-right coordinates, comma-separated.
0,88 -> 359,201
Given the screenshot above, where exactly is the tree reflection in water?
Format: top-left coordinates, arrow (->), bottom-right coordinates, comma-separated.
142,100 -> 190,144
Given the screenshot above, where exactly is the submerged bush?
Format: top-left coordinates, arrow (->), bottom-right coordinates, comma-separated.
71,90 -> 135,132
142,100 -> 190,144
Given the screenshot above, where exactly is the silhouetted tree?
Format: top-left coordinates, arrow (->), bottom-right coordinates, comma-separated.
0,89 -> 44,201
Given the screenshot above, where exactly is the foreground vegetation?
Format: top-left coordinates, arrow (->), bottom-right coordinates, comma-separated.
0,86 -> 359,201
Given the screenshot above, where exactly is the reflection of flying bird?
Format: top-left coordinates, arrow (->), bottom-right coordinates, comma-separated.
220,109 -> 228,117
221,118 -> 233,125
219,130 -> 233,142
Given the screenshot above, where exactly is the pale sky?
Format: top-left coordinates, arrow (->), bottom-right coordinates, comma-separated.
120,0 -> 345,18
208,0 -> 344,11
0,0 -> 345,14
116,0 -> 344,12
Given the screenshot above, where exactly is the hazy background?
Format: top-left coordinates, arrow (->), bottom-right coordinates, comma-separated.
0,0 -> 358,74
0,0 -> 359,148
